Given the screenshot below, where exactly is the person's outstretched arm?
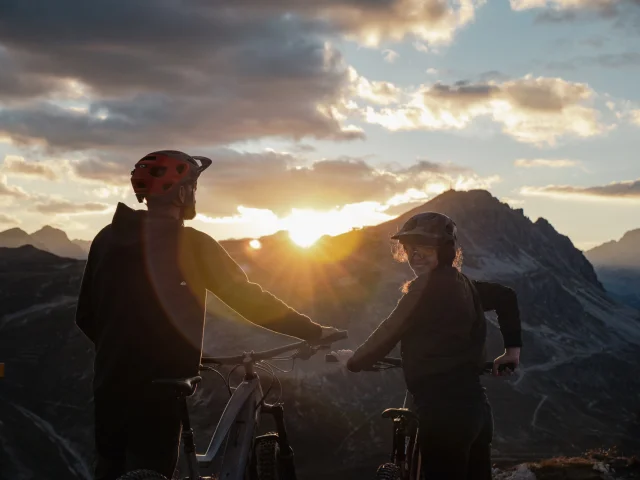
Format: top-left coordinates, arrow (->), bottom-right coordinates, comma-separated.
191,230 -> 324,341
472,280 -> 522,372
346,276 -> 428,372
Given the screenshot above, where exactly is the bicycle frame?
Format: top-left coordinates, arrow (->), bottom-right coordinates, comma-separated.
388,391 -> 420,480
192,361 -> 263,480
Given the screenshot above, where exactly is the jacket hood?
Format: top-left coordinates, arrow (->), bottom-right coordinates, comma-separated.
111,202 -> 182,246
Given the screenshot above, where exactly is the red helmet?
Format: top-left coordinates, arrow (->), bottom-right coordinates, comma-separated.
130,150 -> 212,204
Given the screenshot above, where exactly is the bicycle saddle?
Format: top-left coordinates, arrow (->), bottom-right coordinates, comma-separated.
153,376 -> 202,396
381,408 -> 418,423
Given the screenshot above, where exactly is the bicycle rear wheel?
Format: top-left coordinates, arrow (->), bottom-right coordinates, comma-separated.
375,463 -> 401,480
116,470 -> 168,480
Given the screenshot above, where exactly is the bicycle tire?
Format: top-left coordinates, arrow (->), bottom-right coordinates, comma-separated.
255,433 -> 280,480
376,463 -> 401,480
116,470 -> 168,480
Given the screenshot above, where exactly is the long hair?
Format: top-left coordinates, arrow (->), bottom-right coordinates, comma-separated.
392,241 -> 463,293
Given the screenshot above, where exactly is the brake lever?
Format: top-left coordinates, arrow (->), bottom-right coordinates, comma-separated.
293,343 -> 315,361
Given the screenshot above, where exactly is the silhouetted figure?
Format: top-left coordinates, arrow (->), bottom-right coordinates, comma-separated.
75,150 -> 340,480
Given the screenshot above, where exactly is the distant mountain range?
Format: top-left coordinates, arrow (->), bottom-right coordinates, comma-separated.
1,189 -> 639,480
586,229 -> 640,309
0,226 -> 90,259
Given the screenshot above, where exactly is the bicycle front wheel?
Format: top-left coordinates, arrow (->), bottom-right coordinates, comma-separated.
376,463 -> 401,480
254,433 -> 281,480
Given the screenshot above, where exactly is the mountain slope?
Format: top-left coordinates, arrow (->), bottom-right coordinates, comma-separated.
1,190 -> 639,480
586,229 -> 640,309
30,226 -> 86,259
0,227 -> 46,250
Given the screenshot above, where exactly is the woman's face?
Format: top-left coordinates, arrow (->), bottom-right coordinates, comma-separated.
403,243 -> 439,275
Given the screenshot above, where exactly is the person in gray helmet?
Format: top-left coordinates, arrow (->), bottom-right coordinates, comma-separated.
333,211 -> 522,480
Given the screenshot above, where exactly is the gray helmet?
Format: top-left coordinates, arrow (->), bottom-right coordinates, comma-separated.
391,212 -> 457,247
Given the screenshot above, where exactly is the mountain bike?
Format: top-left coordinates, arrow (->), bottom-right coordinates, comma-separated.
118,330 -> 348,480
325,355 -> 515,480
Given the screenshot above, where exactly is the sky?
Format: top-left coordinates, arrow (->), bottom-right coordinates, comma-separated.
0,0 -> 639,250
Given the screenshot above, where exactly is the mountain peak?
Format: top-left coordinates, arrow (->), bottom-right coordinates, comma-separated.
32,225 -> 71,241
587,227 -> 640,269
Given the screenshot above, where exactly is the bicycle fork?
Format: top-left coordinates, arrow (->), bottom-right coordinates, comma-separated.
262,404 -> 297,480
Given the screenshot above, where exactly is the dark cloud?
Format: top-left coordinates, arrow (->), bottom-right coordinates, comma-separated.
428,82 -> 499,106
33,199 -> 111,215
0,1 -> 360,150
71,149 -> 472,216
0,0 -> 482,151
546,52 -> 640,70
525,179 -> 640,200
530,0 -> 640,28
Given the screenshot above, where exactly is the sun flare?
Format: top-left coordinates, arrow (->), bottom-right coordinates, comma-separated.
288,229 -> 323,248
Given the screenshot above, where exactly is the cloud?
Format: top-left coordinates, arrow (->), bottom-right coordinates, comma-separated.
0,2 -> 364,151
349,68 -> 404,106
0,174 -> 29,198
0,213 -> 19,226
383,49 -> 399,63
32,198 -> 111,215
361,75 -> 609,145
630,110 -> 640,126
510,0 -> 640,26
546,52 -> 640,70
521,179 -> 640,201
0,0 -> 491,151
2,155 -> 59,180
193,151 -> 485,216
71,148 -> 495,216
514,158 -> 580,168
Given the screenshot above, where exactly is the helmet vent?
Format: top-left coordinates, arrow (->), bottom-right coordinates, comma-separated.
149,166 -> 167,177
142,156 -> 157,161
135,182 -> 146,188
176,164 -> 186,174
163,183 -> 173,191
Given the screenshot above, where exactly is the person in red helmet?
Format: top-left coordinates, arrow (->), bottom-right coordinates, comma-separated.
75,150 -> 340,480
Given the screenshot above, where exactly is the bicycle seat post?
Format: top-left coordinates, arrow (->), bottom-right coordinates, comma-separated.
178,394 -> 200,480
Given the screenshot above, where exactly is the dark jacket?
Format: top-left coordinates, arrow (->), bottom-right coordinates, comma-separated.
347,266 -> 521,394
75,203 -> 322,393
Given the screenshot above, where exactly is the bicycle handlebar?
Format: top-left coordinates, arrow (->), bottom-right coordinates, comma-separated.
325,354 -> 516,374
201,330 -> 348,366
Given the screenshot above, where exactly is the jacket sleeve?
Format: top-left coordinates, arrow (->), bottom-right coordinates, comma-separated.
193,230 -> 323,341
347,276 -> 428,372
75,245 -> 97,344
472,280 -> 522,348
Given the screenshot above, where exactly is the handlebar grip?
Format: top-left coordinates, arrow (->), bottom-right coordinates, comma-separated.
311,329 -> 348,346
325,353 -> 339,363
483,361 -> 517,374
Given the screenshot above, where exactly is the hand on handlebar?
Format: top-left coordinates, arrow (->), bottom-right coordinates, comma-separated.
329,349 -> 354,367
319,326 -> 341,340
493,347 -> 520,377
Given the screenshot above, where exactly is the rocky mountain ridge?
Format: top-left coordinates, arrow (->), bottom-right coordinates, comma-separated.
0,226 -> 89,259
1,189 -> 639,480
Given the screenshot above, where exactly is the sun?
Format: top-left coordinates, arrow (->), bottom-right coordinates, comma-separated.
249,239 -> 262,249
288,229 -> 322,248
